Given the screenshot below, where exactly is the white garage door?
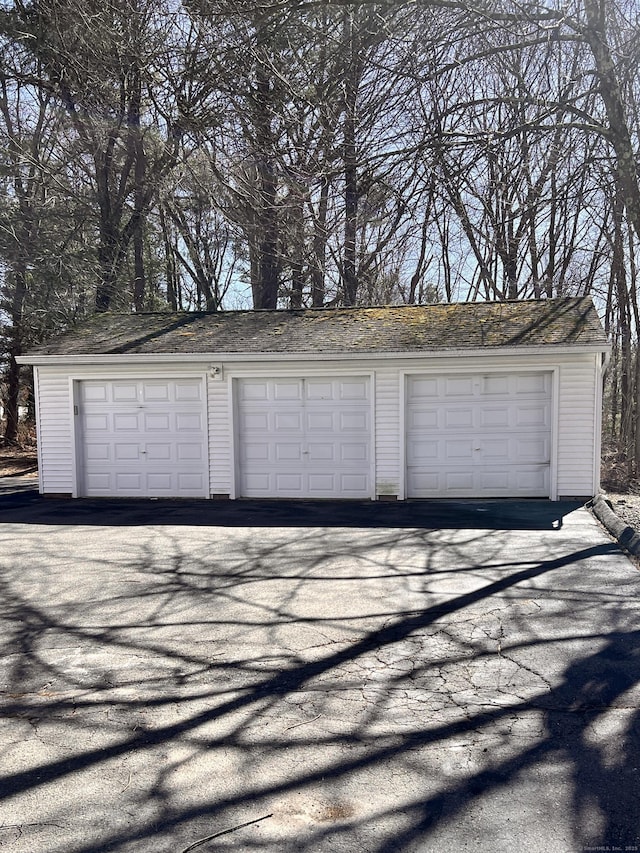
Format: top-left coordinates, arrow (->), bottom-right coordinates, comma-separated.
78,378 -> 208,497
406,371 -> 552,498
237,376 -> 371,498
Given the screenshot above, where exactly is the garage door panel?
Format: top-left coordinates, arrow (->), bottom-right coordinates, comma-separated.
240,381 -> 269,401
407,371 -> 552,498
306,380 -> 333,400
516,373 -> 550,394
445,439 -> 474,461
482,375 -> 510,394
407,439 -> 439,463
480,471 -> 510,490
145,443 -> 172,461
84,413 -> 110,432
142,383 -> 170,402
444,408 -> 474,429
308,443 -> 335,462
306,411 -> 333,430
516,436 -> 550,461
178,472 -> 206,491
275,411 -> 303,430
445,377 -> 475,396
276,443 -> 303,461
243,472 -> 270,492
86,443 -> 110,461
479,407 -> 511,428
86,472 -> 110,491
114,442 -> 142,461
147,472 -> 172,489
308,472 -> 335,491
339,411 -> 368,431
410,409 -> 439,429
176,443 -> 203,461
237,376 -> 371,498
112,383 -> 138,403
340,443 -> 368,462
516,467 -> 549,491
114,413 -> 140,431
82,383 -> 108,403
339,379 -> 368,400
241,411 -> 270,431
175,381 -> 203,402
274,381 -> 303,400
446,471 -> 474,490
408,471 -> 440,492
143,412 -> 170,431
480,439 -> 511,460
276,472 -> 305,492
515,405 -> 550,427
409,377 -> 439,398
341,473 -> 369,492
174,412 -> 202,431
115,472 -> 143,490
241,442 -> 271,462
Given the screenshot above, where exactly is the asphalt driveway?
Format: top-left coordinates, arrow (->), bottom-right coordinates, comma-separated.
1,481 -> 640,852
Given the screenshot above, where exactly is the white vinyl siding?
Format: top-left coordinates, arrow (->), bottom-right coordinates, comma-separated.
374,367 -> 401,497
556,356 -> 599,497
35,368 -> 74,494
207,378 -> 230,495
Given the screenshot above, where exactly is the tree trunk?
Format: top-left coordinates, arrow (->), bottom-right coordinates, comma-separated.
311,178 -> 330,307
159,207 -> 178,311
3,351 -> 21,445
289,194 -> 305,309
505,254 -> 518,300
583,0 -> 640,242
253,26 -> 279,309
133,220 -> 145,312
2,265 -> 27,445
95,235 -> 120,312
131,64 -> 146,312
342,9 -> 358,307
257,169 -> 279,308
612,186 -> 632,462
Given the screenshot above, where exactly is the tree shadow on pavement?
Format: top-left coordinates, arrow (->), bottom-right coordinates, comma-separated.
0,517 -> 637,852
373,628 -> 640,853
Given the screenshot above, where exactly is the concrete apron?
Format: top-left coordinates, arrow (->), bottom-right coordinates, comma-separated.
0,500 -> 639,853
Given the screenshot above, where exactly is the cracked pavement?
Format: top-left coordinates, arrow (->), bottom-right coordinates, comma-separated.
1,485 -> 640,852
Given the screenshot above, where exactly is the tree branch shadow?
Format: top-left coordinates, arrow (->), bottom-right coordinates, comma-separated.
0,517 -> 636,853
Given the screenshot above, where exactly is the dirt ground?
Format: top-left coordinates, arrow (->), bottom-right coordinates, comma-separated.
604,492 -> 640,531
0,447 -> 38,477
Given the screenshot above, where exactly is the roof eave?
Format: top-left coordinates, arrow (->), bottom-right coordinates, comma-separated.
18,342 -> 610,366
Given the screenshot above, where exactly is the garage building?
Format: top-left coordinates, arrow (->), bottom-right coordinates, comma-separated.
19,297 -> 609,501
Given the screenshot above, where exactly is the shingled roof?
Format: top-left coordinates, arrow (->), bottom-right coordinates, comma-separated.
25,296 -> 608,357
